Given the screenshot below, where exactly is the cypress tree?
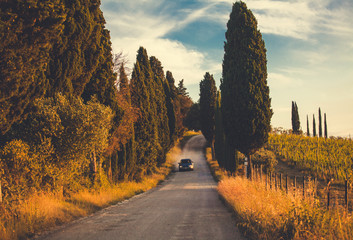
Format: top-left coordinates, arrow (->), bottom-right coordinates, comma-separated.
313,115 -> 317,137
318,108 -> 322,137
306,115 -> 310,137
0,1 -> 66,134
221,2 -> 272,178
130,47 -> 159,173
291,101 -> 300,134
324,113 -> 328,138
183,103 -> 200,131
165,71 -> 177,143
199,72 -> 217,160
150,56 -> 170,164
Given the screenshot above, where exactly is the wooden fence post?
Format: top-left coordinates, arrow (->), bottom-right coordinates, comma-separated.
327,179 -> 331,209
260,165 -> 263,182
294,176 -> 297,197
275,173 -> 278,190
303,176 -> 305,198
270,172 -> 272,189
345,180 -> 348,210
0,180 -> 2,203
280,173 -> 283,190
286,175 -> 288,194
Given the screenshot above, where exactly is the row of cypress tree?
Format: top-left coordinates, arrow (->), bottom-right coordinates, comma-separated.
196,2 -> 272,178
0,1 -> 192,201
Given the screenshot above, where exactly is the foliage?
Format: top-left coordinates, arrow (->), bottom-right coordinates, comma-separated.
318,108 -> 322,137
251,148 -> 277,173
306,115 -> 310,137
0,0 -> 119,134
313,115 -> 317,137
291,101 -> 300,134
268,133 -> 353,180
324,113 -> 328,138
199,72 -> 217,154
150,56 -> 171,164
183,102 -> 201,131
0,94 -> 113,201
221,2 -> 272,176
0,0 -> 66,134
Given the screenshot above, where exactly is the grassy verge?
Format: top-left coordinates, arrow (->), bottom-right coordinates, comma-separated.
0,141 -> 181,240
205,147 -> 353,240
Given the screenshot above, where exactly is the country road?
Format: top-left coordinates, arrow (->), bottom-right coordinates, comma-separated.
35,135 -> 244,240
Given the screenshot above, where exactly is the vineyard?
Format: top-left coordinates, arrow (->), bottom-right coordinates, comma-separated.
267,132 -> 353,181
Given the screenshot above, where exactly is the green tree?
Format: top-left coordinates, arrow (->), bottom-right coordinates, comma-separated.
307,115 -> 310,137
165,71 -> 177,142
0,0 -> 66,134
318,108 -> 322,137
130,47 -> 159,174
183,102 -> 200,131
200,72 -> 217,160
221,2 -> 272,178
150,56 -> 170,164
291,101 -> 300,134
324,113 -> 328,138
313,115 -> 317,137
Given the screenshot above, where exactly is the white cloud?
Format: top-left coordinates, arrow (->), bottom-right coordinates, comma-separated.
103,0 -> 220,87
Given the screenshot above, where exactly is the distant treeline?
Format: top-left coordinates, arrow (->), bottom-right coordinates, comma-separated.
0,1 -> 192,203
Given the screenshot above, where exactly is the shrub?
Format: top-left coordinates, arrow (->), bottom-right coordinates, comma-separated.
252,148 -> 277,173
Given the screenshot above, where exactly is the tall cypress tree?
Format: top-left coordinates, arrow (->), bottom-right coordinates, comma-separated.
199,72 -> 217,160
0,1 -> 66,134
165,71 -> 176,143
324,113 -> 328,138
221,2 -> 272,178
306,115 -> 310,137
291,101 -> 300,134
130,47 -> 158,173
150,56 -> 170,164
313,115 -> 317,137
318,108 -> 322,137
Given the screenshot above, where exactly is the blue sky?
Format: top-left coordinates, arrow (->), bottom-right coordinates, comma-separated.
101,0 -> 353,137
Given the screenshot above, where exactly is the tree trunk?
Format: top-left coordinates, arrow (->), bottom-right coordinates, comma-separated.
211,139 -> 216,160
89,151 -> 97,181
247,154 -> 252,179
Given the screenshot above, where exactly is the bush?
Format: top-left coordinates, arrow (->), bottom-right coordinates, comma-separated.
252,148 -> 277,173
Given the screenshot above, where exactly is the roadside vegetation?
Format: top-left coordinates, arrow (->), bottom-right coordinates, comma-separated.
206,148 -> 353,240
0,138 -> 182,240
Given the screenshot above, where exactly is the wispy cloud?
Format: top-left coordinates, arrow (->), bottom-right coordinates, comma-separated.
102,0 -> 219,88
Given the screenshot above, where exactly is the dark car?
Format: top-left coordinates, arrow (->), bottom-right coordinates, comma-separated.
178,158 -> 194,171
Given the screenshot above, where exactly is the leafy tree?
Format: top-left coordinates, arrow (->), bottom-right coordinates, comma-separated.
165,71 -> 177,143
313,115 -> 317,137
174,79 -> 193,137
318,108 -> 322,137
183,102 -> 200,131
130,47 -> 159,174
221,2 -> 272,178
108,64 -> 139,180
1,93 -> 113,199
291,101 -> 300,134
150,56 -> 171,164
324,113 -> 328,138
0,0 -> 66,134
307,115 -> 310,137
200,72 -> 217,160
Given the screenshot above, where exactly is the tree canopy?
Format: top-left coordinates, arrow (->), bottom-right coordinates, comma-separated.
221,1 -> 272,176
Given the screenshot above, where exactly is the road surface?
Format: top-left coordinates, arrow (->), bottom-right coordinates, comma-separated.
35,135 -> 244,240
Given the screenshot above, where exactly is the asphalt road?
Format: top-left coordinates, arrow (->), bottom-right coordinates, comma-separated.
36,135 -> 244,240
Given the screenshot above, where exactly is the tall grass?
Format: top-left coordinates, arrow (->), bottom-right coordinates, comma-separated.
0,141 -> 181,240
206,148 -> 353,240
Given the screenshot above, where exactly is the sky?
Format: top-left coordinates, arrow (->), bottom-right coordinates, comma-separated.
101,0 -> 353,137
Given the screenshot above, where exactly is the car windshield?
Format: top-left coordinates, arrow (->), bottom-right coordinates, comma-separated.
181,159 -> 191,163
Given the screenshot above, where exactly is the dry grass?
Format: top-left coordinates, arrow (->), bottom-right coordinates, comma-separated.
0,142 -> 181,240
205,147 -> 353,240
